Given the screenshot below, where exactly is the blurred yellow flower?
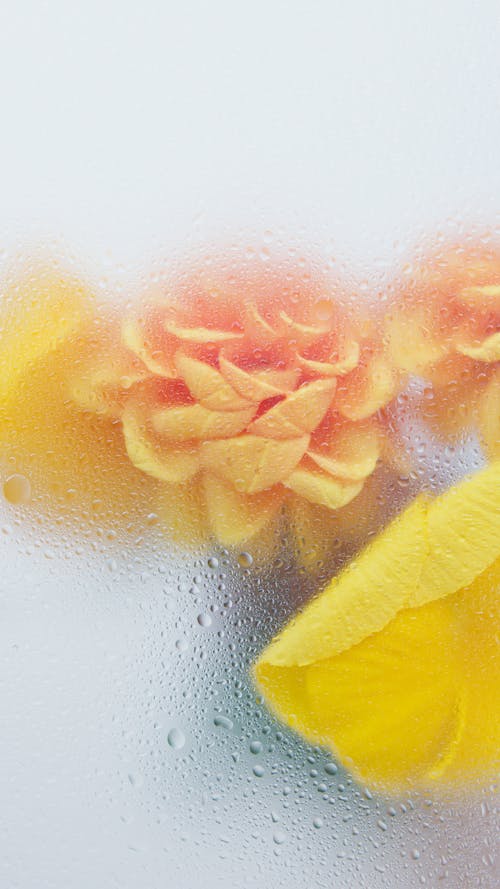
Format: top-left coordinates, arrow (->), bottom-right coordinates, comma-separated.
254,461 -> 500,792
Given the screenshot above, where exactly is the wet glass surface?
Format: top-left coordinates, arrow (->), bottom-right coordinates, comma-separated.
0,3 -> 498,887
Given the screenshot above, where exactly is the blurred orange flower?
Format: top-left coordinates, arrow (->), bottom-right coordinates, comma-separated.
386,240 -> 500,456
71,267 -> 397,547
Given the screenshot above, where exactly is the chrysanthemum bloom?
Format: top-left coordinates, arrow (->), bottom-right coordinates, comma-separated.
72,266 -> 399,549
386,241 -> 500,457
255,461 -> 500,791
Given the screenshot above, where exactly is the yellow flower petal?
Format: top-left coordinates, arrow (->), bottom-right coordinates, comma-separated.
122,404 -> 199,483
219,354 -> 299,402
0,265 -> 92,402
278,310 -> 330,345
336,355 -> 397,421
174,352 -> 252,412
412,460 -> 500,606
152,403 -> 256,441
122,317 -> 176,377
455,331 -> 500,362
201,434 -> 309,493
308,421 -> 380,481
244,303 -> 279,344
283,465 -> 363,512
164,321 -> 242,343
261,495 -> 427,668
296,341 -> 360,377
478,368 -> 500,459
203,472 -> 282,546
385,308 -> 447,373
248,379 -> 336,439
254,462 -> 500,791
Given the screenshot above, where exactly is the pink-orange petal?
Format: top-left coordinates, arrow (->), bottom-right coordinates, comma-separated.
248,379 -> 337,439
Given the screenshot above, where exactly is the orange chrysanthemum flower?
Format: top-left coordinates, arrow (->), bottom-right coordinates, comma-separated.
71,266 -> 397,548
386,240 -> 500,457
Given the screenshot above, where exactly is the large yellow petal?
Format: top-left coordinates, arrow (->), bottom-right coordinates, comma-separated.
248,379 -> 336,438
412,460 -> 500,606
203,472 -> 283,546
254,462 -> 500,791
200,434 -> 309,493
152,402 -> 256,441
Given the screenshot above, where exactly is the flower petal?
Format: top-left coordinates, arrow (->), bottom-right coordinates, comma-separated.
0,265 -> 93,402
254,462 -> 500,790
244,303 -> 279,344
203,472 -> 283,545
218,354 -> 299,402
278,311 -> 330,346
122,317 -> 177,377
458,283 -> 500,310
174,351 -> 252,411
248,379 -> 336,439
385,308 -> 447,374
201,434 -> 309,493
122,404 -> 199,483
164,320 -> 242,344
308,421 -> 380,481
455,331 -> 500,362
296,341 -> 360,377
283,466 -> 363,512
478,368 -> 500,459
152,403 -> 256,441
412,460 -> 500,606
336,355 -> 397,421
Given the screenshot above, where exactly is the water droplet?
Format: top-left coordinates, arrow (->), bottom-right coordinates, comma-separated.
214,715 -> 233,730
252,765 -> 265,778
167,727 -> 185,750
207,556 -> 219,569
237,551 -> 253,569
412,849 -> 421,860
175,638 -> 188,652
197,613 -> 212,627
249,740 -> 262,755
325,762 -> 338,775
3,473 -> 31,505
313,816 -> 324,829
273,830 -> 286,845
